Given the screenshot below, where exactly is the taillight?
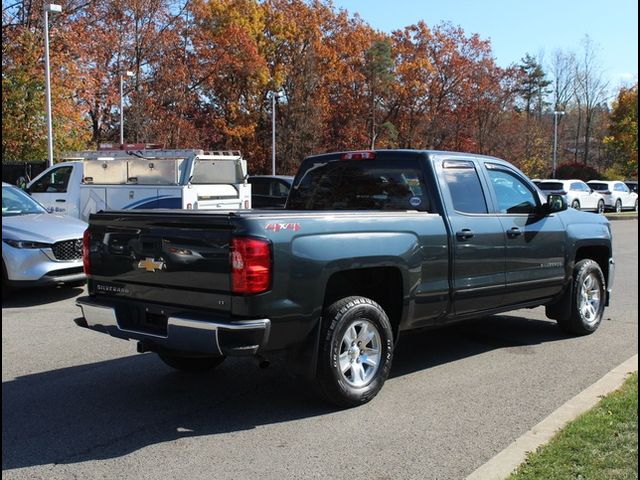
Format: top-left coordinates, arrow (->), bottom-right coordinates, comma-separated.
558,191 -> 567,196
340,151 -> 376,160
82,229 -> 91,276
602,191 -> 612,195
231,237 -> 271,294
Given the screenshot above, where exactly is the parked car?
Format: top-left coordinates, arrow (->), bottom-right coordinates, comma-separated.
624,180 -> 638,194
75,150 -> 614,407
2,182 -> 86,295
248,175 -> 294,209
537,179 -> 605,213
587,180 -> 639,213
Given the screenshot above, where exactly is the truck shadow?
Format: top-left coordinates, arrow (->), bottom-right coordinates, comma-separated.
2,285 -> 85,308
2,314 -> 568,470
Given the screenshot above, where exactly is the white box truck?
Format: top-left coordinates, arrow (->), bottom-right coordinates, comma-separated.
26,148 -> 251,220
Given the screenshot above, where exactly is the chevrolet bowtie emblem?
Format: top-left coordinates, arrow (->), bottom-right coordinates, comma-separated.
137,257 -> 165,272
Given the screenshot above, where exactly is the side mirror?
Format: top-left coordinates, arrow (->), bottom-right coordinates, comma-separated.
546,194 -> 567,213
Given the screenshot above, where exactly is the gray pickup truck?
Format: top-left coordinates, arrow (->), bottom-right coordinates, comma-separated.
75,150 -> 614,406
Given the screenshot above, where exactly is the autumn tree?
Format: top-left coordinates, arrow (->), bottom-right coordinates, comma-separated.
573,36 -> 609,165
364,39 -> 395,148
604,84 -> 638,178
2,1 -> 91,162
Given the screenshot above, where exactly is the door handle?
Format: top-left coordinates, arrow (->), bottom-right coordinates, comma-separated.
55,199 -> 66,203
456,229 -> 474,240
507,227 -> 522,238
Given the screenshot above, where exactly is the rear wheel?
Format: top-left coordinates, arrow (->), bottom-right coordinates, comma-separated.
635,199 -> 638,212
553,259 -> 606,335
316,296 -> 394,407
571,200 -> 580,210
158,353 -> 226,372
615,199 -> 622,213
597,200 -> 605,214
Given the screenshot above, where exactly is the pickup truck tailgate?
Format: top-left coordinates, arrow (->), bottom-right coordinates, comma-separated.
86,211 -> 233,311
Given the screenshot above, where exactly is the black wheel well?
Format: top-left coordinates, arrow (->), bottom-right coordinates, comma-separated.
575,246 -> 610,286
324,267 -> 403,338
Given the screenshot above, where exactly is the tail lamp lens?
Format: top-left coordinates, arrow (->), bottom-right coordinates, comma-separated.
231,237 -> 271,294
82,229 -> 91,275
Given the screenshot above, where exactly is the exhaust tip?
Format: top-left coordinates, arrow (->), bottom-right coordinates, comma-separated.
254,354 -> 270,369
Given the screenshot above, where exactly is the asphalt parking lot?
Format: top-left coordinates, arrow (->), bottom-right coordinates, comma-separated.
2,220 -> 637,480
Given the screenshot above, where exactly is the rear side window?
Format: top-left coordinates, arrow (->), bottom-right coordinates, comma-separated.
442,160 -> 488,214
249,178 -> 269,195
287,158 -> 429,211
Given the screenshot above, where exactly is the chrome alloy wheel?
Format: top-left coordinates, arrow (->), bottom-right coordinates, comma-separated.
579,272 -> 602,326
338,319 -> 382,388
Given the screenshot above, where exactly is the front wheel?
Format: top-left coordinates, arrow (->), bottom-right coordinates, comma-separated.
316,296 -> 394,407
597,200 -> 605,214
554,259 -> 606,335
158,353 -> 226,372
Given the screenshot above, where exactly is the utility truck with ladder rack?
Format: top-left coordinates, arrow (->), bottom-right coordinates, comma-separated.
26,145 -> 251,220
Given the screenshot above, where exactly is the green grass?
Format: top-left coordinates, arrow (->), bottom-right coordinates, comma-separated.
508,372 -> 638,480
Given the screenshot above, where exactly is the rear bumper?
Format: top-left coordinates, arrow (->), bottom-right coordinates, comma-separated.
75,296 -> 270,356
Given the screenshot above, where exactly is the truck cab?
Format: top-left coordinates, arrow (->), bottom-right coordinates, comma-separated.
26,161 -> 83,217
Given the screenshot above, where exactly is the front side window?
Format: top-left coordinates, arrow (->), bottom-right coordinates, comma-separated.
288,158 -> 429,211
442,161 -> 488,214
486,167 -> 538,214
29,166 -> 73,193
614,183 -> 627,192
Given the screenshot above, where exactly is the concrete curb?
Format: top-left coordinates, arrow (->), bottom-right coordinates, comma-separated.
605,215 -> 637,221
466,354 -> 639,480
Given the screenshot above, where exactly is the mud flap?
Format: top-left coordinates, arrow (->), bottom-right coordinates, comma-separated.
545,280 -> 573,322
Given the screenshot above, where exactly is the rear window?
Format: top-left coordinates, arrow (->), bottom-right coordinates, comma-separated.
538,182 -> 565,191
287,157 -> 429,211
589,183 -> 609,191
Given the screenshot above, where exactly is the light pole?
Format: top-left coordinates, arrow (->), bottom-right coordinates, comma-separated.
43,3 -> 62,168
552,110 -> 565,178
119,71 -> 135,145
269,91 -> 283,176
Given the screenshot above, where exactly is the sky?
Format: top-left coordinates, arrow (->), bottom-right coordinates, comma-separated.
332,0 -> 638,94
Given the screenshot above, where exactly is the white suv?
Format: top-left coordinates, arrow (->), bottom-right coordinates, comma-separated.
587,180 -> 639,213
537,179 -> 605,213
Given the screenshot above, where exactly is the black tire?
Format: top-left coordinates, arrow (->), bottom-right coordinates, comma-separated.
2,262 -> 10,299
597,200 -> 605,214
571,200 -> 580,210
615,199 -> 622,213
316,296 -> 394,408
158,353 -> 226,372
554,259 -> 606,335
635,199 -> 638,212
